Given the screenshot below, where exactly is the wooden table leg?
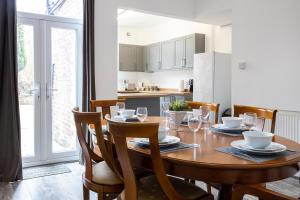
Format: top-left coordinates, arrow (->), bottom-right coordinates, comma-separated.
218,184 -> 233,200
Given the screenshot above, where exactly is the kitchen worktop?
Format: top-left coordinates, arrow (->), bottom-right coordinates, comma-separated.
117,90 -> 192,99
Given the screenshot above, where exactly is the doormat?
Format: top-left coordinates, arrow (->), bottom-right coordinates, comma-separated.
23,164 -> 71,180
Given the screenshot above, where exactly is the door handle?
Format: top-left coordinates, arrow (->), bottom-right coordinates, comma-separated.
28,84 -> 41,99
46,83 -> 58,99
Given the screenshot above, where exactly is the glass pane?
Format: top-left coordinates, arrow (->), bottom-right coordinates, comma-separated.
17,0 -> 83,19
18,24 -> 35,157
51,27 -> 77,153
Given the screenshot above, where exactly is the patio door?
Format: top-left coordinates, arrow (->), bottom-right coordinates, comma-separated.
18,14 -> 82,166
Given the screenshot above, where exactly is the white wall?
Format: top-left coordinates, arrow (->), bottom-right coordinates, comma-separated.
118,19 -> 215,89
94,0 -> 118,99
214,25 -> 232,53
195,0 -> 233,25
232,0 -> 300,111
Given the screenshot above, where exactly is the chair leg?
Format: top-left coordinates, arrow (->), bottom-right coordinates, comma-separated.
206,183 -> 212,194
83,185 -> 89,200
98,190 -> 104,200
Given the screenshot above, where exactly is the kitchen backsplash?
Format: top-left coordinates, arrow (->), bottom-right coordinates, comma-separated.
118,70 -> 193,89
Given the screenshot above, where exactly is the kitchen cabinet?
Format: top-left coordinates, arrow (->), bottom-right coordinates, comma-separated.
119,44 -> 145,72
175,37 -> 185,68
185,33 -> 205,68
146,43 -> 161,72
119,33 -> 205,72
161,39 -> 176,70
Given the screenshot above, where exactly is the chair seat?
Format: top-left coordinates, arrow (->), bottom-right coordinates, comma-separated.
92,161 -> 122,185
120,175 -> 212,200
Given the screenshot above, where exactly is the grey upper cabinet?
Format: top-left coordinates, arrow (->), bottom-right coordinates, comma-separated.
174,37 -> 185,68
161,39 -> 176,70
119,44 -> 145,72
185,33 -> 205,68
136,46 -> 145,72
147,43 -> 161,72
119,33 -> 205,72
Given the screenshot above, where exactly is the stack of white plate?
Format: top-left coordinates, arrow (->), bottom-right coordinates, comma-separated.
212,124 -> 249,131
231,140 -> 287,155
133,136 -> 180,147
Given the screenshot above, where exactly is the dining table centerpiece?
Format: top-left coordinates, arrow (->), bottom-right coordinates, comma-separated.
167,100 -> 191,129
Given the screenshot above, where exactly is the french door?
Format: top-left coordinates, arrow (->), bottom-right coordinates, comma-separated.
17,13 -> 82,166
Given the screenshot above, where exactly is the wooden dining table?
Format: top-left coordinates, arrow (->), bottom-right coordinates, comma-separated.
91,116 -> 300,200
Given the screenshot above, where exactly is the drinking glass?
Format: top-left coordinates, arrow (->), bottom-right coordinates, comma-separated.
137,107 -> 148,122
116,102 -> 125,114
161,102 -> 170,117
199,106 -> 210,123
187,113 -> 202,133
243,112 -> 257,129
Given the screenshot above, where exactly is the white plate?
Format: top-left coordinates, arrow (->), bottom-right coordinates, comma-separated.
133,136 -> 180,147
212,124 -> 249,131
231,140 -> 287,155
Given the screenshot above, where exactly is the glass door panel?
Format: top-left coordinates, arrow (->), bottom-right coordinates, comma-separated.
17,20 -> 40,161
46,22 -> 81,158
50,27 -> 77,153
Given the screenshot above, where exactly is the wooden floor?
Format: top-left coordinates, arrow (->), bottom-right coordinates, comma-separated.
0,162 -> 218,200
0,162 -> 298,200
0,163 -> 98,200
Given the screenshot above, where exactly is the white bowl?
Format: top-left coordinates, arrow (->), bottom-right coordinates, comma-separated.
243,131 -> 274,149
158,127 -> 169,141
119,109 -> 135,118
222,117 -> 243,128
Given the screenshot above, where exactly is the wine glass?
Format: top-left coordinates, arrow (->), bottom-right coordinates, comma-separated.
137,107 -> 148,122
116,102 -> 125,114
187,113 -> 202,133
243,112 -> 257,129
161,102 -> 170,117
199,106 -> 210,123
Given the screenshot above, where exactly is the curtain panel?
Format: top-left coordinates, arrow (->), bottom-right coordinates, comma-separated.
0,0 -> 23,182
81,0 -> 96,164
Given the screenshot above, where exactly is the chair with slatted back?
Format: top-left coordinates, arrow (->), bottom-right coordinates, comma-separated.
106,116 -> 214,200
231,105 -> 293,200
233,104 -> 278,133
186,101 -> 220,124
72,108 -> 123,200
90,99 -> 125,116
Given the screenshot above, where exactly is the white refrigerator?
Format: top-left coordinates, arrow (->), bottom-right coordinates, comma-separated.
193,52 -> 231,122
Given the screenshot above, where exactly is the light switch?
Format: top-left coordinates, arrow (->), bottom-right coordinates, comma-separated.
238,61 -> 247,70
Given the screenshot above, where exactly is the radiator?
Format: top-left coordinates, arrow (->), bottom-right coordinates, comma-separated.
264,110 -> 300,143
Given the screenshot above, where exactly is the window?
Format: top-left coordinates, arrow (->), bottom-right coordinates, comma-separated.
17,0 -> 83,19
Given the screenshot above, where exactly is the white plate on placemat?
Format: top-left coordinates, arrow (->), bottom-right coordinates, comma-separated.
212,124 -> 249,131
231,140 -> 287,155
133,136 -> 180,147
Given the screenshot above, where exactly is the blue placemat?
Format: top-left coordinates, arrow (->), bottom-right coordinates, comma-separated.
130,141 -> 199,153
210,127 -> 244,135
217,146 -> 296,163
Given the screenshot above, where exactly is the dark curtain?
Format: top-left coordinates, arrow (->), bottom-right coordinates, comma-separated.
81,0 -> 96,163
0,0 -> 23,181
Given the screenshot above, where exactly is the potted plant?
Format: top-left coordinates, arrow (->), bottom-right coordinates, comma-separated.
167,101 -> 191,129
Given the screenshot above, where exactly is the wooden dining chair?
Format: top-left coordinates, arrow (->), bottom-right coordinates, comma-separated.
106,117 -> 214,200
90,99 -> 125,116
233,104 -> 278,133
186,101 -> 220,124
72,108 -> 123,200
231,105 -> 287,200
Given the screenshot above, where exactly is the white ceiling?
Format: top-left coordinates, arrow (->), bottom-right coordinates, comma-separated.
117,9 -> 183,28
